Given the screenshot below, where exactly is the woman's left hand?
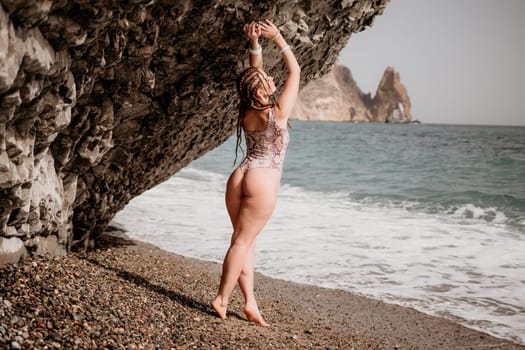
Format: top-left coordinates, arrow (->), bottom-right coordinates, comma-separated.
243,21 -> 261,43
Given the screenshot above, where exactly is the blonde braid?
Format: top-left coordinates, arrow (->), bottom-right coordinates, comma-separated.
233,67 -> 275,166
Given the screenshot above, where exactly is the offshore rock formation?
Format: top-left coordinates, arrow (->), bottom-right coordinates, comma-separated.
292,63 -> 412,122
372,66 -> 412,122
0,0 -> 389,264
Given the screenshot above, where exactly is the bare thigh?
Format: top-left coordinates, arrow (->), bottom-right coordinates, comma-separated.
231,168 -> 281,243
225,168 -> 244,227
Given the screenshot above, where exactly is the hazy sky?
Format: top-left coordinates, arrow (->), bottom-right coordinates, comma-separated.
339,0 -> 525,126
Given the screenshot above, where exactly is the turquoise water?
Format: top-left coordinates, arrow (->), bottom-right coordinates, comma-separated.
196,122 -> 525,231
116,122 -> 525,344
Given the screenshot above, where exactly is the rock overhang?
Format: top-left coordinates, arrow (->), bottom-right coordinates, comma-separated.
0,0 -> 389,263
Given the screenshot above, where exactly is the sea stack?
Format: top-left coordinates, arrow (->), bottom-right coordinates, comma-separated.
372,66 -> 412,123
291,63 -> 412,123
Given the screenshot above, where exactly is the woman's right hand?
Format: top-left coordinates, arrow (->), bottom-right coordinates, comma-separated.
258,19 -> 280,41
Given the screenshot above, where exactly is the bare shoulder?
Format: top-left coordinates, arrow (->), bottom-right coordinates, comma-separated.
272,106 -> 288,129
243,109 -> 270,131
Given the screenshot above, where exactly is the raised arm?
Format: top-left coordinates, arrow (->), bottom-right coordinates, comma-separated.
243,22 -> 262,69
260,19 -> 301,122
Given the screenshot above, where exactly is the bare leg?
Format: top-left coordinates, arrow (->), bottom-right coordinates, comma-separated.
239,242 -> 269,326
222,169 -> 269,326
212,169 -> 279,324
212,169 -> 243,320
225,168 -> 243,227
211,222 -> 259,320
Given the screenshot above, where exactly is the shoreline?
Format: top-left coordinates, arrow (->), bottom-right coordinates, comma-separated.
1,229 -> 524,349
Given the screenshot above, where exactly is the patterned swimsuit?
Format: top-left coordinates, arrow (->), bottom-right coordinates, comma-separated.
239,108 -> 289,174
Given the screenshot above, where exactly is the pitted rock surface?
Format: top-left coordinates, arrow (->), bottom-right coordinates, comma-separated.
0,0 -> 389,262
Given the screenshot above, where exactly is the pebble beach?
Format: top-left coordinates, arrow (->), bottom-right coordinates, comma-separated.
1,228 -> 523,350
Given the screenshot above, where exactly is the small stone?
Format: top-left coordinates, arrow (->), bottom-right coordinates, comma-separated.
49,331 -> 62,341
14,335 -> 24,343
72,312 -> 83,321
10,341 -> 22,350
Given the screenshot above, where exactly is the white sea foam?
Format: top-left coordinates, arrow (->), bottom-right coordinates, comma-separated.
451,203 -> 508,223
114,167 -> 525,345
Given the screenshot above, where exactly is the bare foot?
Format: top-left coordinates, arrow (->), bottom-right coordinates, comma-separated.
244,304 -> 269,327
211,298 -> 227,320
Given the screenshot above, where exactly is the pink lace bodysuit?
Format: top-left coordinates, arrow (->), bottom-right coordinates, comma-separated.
239,108 -> 289,174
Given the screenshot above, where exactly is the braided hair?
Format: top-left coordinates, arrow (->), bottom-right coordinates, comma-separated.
233,67 -> 276,166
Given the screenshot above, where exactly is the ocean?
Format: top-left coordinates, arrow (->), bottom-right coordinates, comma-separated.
113,122 -> 525,344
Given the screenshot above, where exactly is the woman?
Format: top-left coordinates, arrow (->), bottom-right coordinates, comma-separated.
211,19 -> 300,326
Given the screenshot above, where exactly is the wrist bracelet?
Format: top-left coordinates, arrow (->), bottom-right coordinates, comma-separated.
249,44 -> 262,55
279,45 -> 290,55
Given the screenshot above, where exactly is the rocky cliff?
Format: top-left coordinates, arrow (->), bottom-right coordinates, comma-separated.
0,0 -> 389,264
292,63 -> 411,122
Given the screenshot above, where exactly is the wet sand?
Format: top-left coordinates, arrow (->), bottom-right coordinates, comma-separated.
1,229 -> 523,349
